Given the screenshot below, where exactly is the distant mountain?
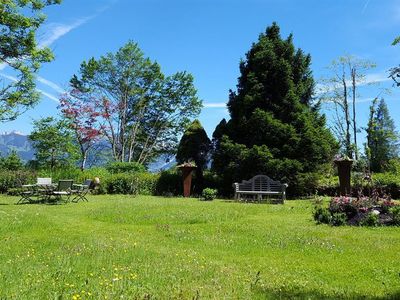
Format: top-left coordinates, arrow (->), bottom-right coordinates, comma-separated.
148,154 -> 176,172
0,131 -> 35,161
0,131 -> 176,171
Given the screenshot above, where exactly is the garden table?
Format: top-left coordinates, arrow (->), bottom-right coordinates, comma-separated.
17,183 -> 57,204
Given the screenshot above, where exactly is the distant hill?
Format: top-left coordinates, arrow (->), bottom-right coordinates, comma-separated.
0,131 -> 175,172
0,131 -> 35,161
148,154 -> 176,172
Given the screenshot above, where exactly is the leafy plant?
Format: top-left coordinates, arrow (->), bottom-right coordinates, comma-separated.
330,213 -> 347,226
201,188 -> 217,201
390,206 -> 400,226
359,212 -> 380,227
313,206 -> 331,224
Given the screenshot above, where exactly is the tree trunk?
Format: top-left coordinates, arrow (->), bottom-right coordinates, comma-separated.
80,151 -> 87,171
342,73 -> 352,158
351,67 -> 358,160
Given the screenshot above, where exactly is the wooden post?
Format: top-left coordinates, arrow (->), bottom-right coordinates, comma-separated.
177,164 -> 197,198
334,159 -> 353,196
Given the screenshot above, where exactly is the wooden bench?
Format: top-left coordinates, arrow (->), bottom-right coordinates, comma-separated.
233,175 -> 288,204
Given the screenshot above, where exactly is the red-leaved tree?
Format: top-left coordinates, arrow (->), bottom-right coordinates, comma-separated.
59,89 -> 102,170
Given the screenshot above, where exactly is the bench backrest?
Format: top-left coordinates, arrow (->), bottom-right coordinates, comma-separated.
235,175 -> 284,192
37,177 -> 52,185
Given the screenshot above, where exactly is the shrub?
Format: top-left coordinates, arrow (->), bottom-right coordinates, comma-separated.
155,170 -> 182,196
329,196 -> 358,218
288,172 -> 320,198
330,213 -> 347,226
0,170 -> 36,193
106,162 -> 145,174
104,174 -> 138,195
390,206 -> 400,226
359,212 -> 380,227
135,172 -> 159,195
201,188 -> 217,201
313,206 -> 331,224
380,199 -> 396,214
6,187 -> 23,196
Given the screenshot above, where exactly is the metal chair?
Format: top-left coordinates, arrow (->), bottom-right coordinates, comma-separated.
50,180 -> 74,203
71,179 -> 92,203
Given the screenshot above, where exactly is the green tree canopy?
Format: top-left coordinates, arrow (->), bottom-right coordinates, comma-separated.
366,98 -> 399,172
29,117 -> 78,171
0,0 -> 61,121
212,23 -> 338,196
69,41 -> 202,165
176,119 -> 211,170
0,150 -> 23,170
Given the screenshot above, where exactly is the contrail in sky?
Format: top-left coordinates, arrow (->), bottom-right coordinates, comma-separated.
361,0 -> 371,14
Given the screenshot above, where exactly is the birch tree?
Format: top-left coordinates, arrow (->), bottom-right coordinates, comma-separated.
320,55 -> 375,159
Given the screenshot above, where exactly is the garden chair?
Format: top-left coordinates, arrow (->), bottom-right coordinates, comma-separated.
37,177 -> 52,185
36,177 -> 54,201
50,180 -> 74,203
71,179 -> 92,203
18,184 -> 37,204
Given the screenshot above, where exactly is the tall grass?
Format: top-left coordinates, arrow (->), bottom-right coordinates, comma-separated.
0,195 -> 399,299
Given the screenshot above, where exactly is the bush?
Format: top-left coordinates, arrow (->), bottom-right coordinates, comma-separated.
313,206 -> 331,224
6,187 -> 23,196
288,172 -> 320,197
329,196 -> 360,218
330,213 -> 347,226
155,170 -> 182,196
136,173 -> 159,195
201,188 -> 217,201
0,170 -> 36,193
390,206 -> 400,226
104,174 -> 138,195
106,162 -> 145,174
359,212 -> 380,227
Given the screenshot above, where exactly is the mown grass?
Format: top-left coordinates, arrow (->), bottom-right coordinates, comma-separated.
0,195 -> 399,299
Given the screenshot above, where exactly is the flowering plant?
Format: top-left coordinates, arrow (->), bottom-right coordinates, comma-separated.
177,161 -> 197,168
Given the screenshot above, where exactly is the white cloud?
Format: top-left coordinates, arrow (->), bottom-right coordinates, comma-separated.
361,0 -> 371,14
38,17 -> 92,48
203,102 -> 227,108
37,76 -> 65,93
0,73 -> 59,103
36,88 -> 60,103
363,72 -> 391,84
316,71 -> 391,96
0,72 -> 17,82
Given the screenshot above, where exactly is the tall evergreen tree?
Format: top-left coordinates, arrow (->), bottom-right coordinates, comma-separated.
176,119 -> 211,192
366,98 -> 399,172
212,23 -> 337,196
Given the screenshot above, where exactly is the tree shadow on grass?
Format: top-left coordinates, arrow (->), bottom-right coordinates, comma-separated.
252,286 -> 400,300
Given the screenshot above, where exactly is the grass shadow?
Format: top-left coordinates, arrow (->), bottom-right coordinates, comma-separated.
253,285 -> 400,300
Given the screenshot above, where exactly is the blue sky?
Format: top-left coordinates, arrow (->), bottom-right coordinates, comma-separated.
1,0 -> 400,147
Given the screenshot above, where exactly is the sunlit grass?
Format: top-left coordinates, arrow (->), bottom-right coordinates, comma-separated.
0,195 -> 399,299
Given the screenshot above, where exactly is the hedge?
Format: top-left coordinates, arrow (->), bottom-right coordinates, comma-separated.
1,168 -> 399,199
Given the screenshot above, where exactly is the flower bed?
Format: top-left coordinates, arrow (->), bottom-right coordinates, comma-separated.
314,194 -> 400,226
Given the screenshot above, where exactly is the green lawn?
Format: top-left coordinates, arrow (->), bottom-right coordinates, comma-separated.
0,195 -> 399,299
